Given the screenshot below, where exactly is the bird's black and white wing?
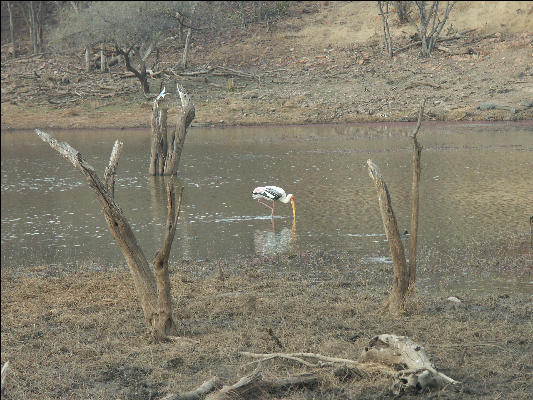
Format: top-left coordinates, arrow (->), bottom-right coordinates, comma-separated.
263,186 -> 285,200
252,186 -> 284,201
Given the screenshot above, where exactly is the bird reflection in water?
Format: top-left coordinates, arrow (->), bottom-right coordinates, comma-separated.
254,220 -> 296,255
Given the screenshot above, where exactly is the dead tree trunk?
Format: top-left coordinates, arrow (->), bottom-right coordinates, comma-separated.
150,93 -> 169,176
6,1 -> 15,58
84,47 -> 92,71
34,129 -> 182,341
100,48 -> 107,72
119,47 -> 150,94
367,160 -> 409,314
182,28 -> 192,69
150,83 -> 195,176
377,1 -> 394,58
182,3 -> 196,69
408,100 -> 425,285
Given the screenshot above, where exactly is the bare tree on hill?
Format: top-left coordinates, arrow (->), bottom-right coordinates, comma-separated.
376,1 -> 456,57
52,1 -> 199,94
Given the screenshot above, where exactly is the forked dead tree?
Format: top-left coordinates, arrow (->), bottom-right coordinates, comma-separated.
367,100 -> 426,314
35,129 -> 183,342
150,83 -> 196,176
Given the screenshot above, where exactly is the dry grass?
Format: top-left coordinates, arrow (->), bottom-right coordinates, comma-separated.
2,242 -> 532,399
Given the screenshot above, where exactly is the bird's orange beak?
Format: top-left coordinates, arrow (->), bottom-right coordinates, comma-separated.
291,196 -> 296,220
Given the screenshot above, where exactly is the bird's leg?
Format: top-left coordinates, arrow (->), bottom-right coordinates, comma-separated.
257,199 -> 274,212
271,200 -> 275,216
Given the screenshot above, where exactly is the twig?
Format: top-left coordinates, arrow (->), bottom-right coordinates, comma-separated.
162,377 -> 221,400
240,351 -> 360,367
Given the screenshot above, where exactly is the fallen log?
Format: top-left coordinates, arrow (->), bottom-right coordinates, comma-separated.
360,334 -> 460,395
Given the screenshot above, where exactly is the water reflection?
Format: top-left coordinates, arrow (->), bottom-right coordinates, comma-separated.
254,224 -> 295,255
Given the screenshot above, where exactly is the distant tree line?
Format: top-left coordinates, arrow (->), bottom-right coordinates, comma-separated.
1,1 -> 291,57
1,1 -> 292,93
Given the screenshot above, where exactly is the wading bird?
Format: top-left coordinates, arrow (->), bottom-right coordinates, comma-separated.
252,186 -> 295,219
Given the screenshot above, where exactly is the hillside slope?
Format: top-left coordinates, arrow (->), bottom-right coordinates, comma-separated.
1,1 -> 532,129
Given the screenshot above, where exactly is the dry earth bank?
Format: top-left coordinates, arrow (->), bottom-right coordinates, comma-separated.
1,1 -> 533,130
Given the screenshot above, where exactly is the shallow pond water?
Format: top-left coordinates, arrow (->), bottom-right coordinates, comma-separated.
1,122 -> 532,290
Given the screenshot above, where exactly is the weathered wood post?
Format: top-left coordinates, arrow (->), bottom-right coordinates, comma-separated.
84,47 -> 91,71
150,88 -> 169,176
367,160 -> 410,314
100,47 -> 107,72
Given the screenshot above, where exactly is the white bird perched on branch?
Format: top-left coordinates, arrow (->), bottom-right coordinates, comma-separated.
252,186 -> 295,219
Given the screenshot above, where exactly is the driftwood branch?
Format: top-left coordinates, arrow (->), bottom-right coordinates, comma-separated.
103,140 -> 123,198
367,159 -> 409,314
162,377 -> 222,400
239,335 -> 458,396
240,351 -> 360,368
360,334 -> 459,395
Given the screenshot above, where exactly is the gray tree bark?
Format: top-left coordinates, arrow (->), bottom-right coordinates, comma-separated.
408,100 -> 425,285
150,83 -> 195,176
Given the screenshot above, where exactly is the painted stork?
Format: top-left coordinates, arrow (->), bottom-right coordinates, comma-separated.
252,186 -> 295,219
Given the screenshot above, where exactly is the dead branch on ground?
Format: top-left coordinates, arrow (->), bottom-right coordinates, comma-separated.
201,370 -> 320,400
162,377 -> 222,400
238,335 -> 459,397
361,334 -> 460,395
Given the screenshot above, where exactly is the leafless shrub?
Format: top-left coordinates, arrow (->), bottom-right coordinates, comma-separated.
407,1 -> 456,57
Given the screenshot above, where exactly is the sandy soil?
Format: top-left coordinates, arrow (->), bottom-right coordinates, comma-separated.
1,2 -> 532,130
